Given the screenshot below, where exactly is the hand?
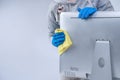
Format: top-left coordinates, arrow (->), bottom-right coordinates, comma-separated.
78,7 -> 97,19
52,32 -> 65,47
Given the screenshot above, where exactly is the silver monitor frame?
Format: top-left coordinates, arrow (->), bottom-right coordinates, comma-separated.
60,11 -> 120,79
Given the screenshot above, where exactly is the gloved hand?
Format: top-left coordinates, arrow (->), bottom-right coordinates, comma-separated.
78,7 -> 97,19
52,32 -> 65,47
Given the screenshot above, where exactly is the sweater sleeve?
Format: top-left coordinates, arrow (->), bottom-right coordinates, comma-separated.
48,1 -> 60,37
96,0 -> 114,11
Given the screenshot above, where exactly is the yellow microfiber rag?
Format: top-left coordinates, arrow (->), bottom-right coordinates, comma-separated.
55,29 -> 72,55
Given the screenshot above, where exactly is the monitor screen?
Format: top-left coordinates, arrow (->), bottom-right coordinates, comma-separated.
60,12 -> 120,79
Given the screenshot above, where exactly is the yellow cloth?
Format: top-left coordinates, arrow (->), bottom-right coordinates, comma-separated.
55,29 -> 72,55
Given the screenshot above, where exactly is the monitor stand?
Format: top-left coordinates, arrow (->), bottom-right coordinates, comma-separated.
91,40 -> 112,80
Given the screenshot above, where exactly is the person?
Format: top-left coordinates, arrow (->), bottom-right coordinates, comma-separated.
48,0 -> 114,80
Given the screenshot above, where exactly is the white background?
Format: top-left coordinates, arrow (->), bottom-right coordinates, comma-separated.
0,0 -> 119,80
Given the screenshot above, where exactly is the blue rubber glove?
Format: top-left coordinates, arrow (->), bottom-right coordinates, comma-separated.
52,32 -> 65,47
78,7 -> 97,19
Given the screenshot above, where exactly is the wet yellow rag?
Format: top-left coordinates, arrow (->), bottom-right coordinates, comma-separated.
55,29 -> 72,55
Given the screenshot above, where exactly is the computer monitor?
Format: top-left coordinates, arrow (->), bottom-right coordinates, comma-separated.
60,12 -> 120,80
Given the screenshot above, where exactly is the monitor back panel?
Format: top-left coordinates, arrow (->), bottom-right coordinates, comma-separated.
60,12 -> 120,78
